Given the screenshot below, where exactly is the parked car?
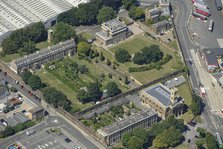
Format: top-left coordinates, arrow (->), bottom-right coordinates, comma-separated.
64,138 -> 71,143
26,130 -> 36,136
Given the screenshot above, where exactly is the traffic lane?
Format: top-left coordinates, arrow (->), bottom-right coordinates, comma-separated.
172,0 -> 200,89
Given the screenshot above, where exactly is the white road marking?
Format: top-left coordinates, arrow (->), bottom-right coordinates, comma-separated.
217,39 -> 223,48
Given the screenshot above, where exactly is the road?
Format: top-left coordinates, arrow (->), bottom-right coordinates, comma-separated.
0,71 -> 103,149
0,115 -> 99,149
171,0 -> 223,137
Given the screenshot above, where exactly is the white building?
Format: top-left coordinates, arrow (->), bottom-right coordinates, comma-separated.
0,0 -> 90,43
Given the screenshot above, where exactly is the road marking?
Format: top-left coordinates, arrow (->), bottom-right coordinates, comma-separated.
217,39 -> 223,48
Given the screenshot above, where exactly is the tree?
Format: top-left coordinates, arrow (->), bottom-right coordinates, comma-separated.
77,42 -> 90,57
79,65 -> 89,74
115,48 -> 131,63
110,105 -> 124,118
206,132 -> 218,149
87,83 -> 102,102
132,52 -> 147,65
52,22 -> 76,44
153,127 -> 183,148
28,75 -> 42,90
3,126 -> 15,137
77,83 -> 102,103
197,127 -> 206,138
122,0 -> 137,10
129,6 -> 145,20
190,94 -> 203,116
21,71 -> 32,84
10,87 -> 18,93
42,87 -> 71,110
127,136 -> 144,149
97,7 -> 116,24
18,41 -> 38,55
2,22 -> 46,54
106,82 -> 121,97
106,59 -> 111,65
141,45 -> 163,63
124,76 -> 129,84
100,52 -> 105,61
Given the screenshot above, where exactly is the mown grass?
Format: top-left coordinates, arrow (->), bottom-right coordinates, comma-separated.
99,33 -> 184,84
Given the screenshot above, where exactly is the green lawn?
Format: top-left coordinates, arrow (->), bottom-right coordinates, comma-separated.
170,143 -> 189,149
78,32 -> 95,40
36,56 -> 127,110
168,40 -> 178,50
107,33 -> 184,83
0,53 -> 20,63
36,69 -> 92,110
36,41 -> 52,49
177,82 -> 194,123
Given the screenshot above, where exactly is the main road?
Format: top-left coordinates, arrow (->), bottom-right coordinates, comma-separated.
171,0 -> 223,136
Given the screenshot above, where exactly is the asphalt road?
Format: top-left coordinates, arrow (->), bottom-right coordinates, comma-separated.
171,0 -> 200,91
0,115 -> 99,149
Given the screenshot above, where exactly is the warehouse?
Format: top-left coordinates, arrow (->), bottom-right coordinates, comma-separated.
0,0 -> 90,43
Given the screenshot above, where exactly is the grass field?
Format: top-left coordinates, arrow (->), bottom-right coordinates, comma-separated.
36,41 -> 52,49
177,82 -> 194,123
37,56 -> 127,110
0,53 -> 20,63
107,33 -> 184,83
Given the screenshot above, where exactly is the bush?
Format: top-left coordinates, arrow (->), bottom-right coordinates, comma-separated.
107,59 -> 111,65
10,87 -> 18,93
129,54 -> 172,72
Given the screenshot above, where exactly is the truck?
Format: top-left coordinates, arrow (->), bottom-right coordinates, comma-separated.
196,8 -> 211,16
192,12 -> 207,20
193,0 -> 206,5
215,0 -> 222,11
194,2 -> 209,9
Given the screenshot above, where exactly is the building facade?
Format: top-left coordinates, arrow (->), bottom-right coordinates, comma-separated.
10,39 -> 76,73
96,19 -> 132,45
140,83 -> 184,119
97,110 -> 157,146
146,7 -> 163,23
28,107 -> 44,120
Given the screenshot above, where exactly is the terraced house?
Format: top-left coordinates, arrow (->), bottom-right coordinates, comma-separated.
10,39 -> 76,73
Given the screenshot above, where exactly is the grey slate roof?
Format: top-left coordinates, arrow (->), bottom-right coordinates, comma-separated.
142,84 -> 172,107
203,48 -> 223,57
99,110 -> 156,136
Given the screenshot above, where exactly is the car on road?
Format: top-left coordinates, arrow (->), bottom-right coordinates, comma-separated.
64,138 -> 71,143
26,130 -> 36,136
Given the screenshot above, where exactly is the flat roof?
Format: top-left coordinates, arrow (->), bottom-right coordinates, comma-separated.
204,50 -> 218,66
102,19 -> 127,33
98,110 -> 156,136
203,48 -> 223,57
142,83 -> 172,107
